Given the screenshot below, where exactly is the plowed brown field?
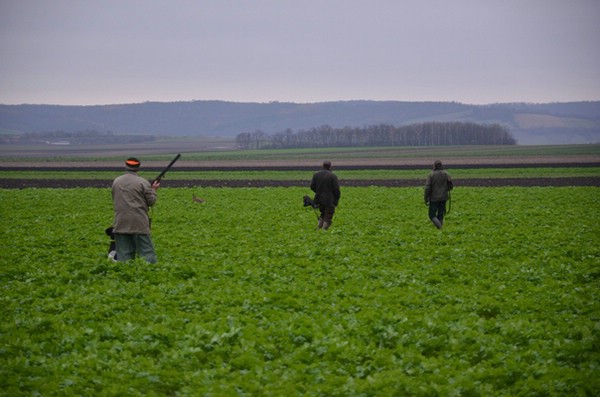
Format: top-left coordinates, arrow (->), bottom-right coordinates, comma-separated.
1,157 -> 598,188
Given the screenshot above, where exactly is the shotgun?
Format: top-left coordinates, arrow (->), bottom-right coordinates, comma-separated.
152,153 -> 181,184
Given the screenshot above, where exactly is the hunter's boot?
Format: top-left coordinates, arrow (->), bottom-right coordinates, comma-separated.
322,221 -> 331,230
431,217 -> 443,229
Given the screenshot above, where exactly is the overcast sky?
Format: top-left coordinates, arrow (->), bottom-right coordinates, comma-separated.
1,0 -> 599,106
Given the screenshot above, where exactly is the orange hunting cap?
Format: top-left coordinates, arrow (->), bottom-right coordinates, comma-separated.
125,157 -> 141,170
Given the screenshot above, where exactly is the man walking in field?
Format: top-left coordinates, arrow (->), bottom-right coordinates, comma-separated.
111,157 -> 160,263
310,160 -> 341,230
424,160 -> 453,229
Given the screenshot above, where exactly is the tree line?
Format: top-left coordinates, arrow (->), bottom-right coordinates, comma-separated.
235,122 -> 517,149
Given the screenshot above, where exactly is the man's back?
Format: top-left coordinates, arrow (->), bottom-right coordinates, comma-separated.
426,170 -> 451,202
112,172 -> 156,234
311,169 -> 340,207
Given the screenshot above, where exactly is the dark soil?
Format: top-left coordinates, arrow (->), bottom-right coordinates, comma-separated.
1,177 -> 598,189
1,161 -> 598,188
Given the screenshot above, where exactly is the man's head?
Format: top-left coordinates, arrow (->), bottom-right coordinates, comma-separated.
322,160 -> 332,170
125,157 -> 141,171
434,160 -> 443,170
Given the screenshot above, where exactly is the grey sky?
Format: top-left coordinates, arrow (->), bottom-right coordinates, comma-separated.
1,0 -> 599,105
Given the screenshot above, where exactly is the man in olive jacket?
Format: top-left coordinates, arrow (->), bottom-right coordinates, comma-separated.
310,160 -> 341,230
112,157 -> 160,263
424,160 -> 453,229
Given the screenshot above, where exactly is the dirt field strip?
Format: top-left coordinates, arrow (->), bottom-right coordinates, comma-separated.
1,176 -> 599,189
1,149 -> 598,188
1,155 -> 600,169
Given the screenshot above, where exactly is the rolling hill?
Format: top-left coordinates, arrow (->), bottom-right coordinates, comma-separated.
1,100 -> 599,144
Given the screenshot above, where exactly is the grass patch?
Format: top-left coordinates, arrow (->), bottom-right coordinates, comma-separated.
1,143 -> 599,162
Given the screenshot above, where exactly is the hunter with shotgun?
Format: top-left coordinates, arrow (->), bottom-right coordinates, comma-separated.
109,154 -> 180,263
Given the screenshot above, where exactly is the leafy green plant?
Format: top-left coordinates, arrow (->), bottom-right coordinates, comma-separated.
0,186 -> 598,395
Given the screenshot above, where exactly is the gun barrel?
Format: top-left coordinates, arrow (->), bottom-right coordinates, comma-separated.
153,153 -> 181,183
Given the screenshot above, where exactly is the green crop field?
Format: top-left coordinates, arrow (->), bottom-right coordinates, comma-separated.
1,186 -> 599,396
1,167 -> 599,181
1,143 -> 599,162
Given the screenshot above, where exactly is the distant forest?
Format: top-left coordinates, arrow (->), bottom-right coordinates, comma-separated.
235,122 -> 516,149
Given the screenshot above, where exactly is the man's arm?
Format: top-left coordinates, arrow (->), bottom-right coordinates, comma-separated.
424,175 -> 432,204
310,174 -> 317,193
333,175 -> 341,206
144,180 -> 158,207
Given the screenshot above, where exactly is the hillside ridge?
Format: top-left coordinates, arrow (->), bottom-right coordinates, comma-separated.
1,100 -> 599,144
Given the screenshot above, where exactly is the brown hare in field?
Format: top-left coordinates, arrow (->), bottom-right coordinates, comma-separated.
192,194 -> 205,203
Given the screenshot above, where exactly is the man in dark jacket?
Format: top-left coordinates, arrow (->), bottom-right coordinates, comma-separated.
424,160 -> 453,229
310,161 -> 341,230
112,157 -> 160,263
